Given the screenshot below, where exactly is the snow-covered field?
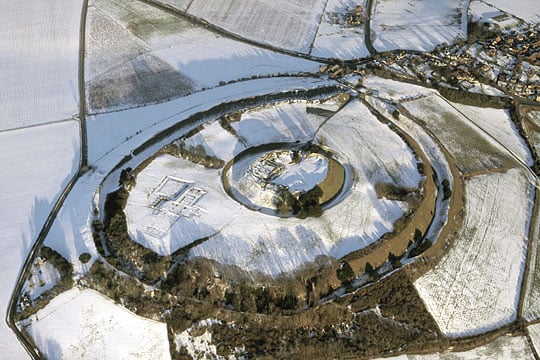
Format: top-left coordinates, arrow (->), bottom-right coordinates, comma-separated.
522,188 -> 540,321
528,323 -> 540,356
187,99 -> 420,276
481,0 -> 540,24
43,170 -> 102,275
371,0 -> 468,52
230,102 -> 329,147
183,121 -> 246,162
22,288 -> 170,359
0,121 -> 80,358
403,94 -> 515,173
0,0 -> 82,131
379,334 -> 534,359
363,75 -> 436,102
415,168 -> 532,337
450,102 -> 533,166
311,0 -> 370,59
119,97 -> 419,275
187,0 -> 327,54
86,0 -> 320,113
468,1 -> 521,29
153,28 -> 321,89
317,99 -> 420,187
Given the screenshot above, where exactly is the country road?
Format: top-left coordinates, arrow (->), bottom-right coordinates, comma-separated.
364,0 -> 377,55
5,0 -> 90,358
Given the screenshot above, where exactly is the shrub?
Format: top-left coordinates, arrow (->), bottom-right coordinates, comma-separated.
337,261 -> 355,285
79,253 -> 91,264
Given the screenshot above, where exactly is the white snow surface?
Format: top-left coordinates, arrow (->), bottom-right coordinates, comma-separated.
153,27 -> 321,89
190,99 -> 420,276
528,323 -> 540,356
231,102 -> 329,147
23,288 -> 170,359
182,121 -> 246,162
0,121 -> 80,358
44,170 -> 103,275
87,77 -> 337,164
0,0 -> 82,130
415,168 -> 532,337
378,334 -> 534,359
371,0 -> 468,52
273,154 -> 329,193
451,102 -> 533,166
187,0 -> 327,54
174,319 -> 226,359
311,0 -> 370,59
481,0 -> 540,23
24,260 -> 61,301
468,1 -> 507,24
363,75 -> 436,102
319,100 -> 421,188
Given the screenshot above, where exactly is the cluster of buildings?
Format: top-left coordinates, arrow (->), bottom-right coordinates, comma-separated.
326,4 -> 364,27
371,25 -> 540,101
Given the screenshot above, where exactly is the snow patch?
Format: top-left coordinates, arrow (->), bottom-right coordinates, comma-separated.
22,288 -> 171,359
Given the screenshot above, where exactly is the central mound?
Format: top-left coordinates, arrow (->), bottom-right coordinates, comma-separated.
223,143 -> 347,217
121,98 -> 423,276
258,150 -> 328,193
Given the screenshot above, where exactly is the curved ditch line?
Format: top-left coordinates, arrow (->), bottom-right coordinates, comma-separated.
221,142 -> 352,217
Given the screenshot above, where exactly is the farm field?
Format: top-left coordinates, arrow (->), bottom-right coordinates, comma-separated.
0,0 -> 82,131
363,75 -> 436,102
311,0 -> 370,59
467,1 -> 521,29
0,122 -> 80,358
86,0 -> 320,113
187,0 -> 327,54
370,0 -> 468,52
481,0 -> 540,24
402,94 -> 516,173
450,102 -> 532,166
20,288 -> 170,359
528,323 -> 540,356
521,186 -> 540,321
379,335 -> 535,359
414,168 -> 532,337
230,102 -> 330,147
